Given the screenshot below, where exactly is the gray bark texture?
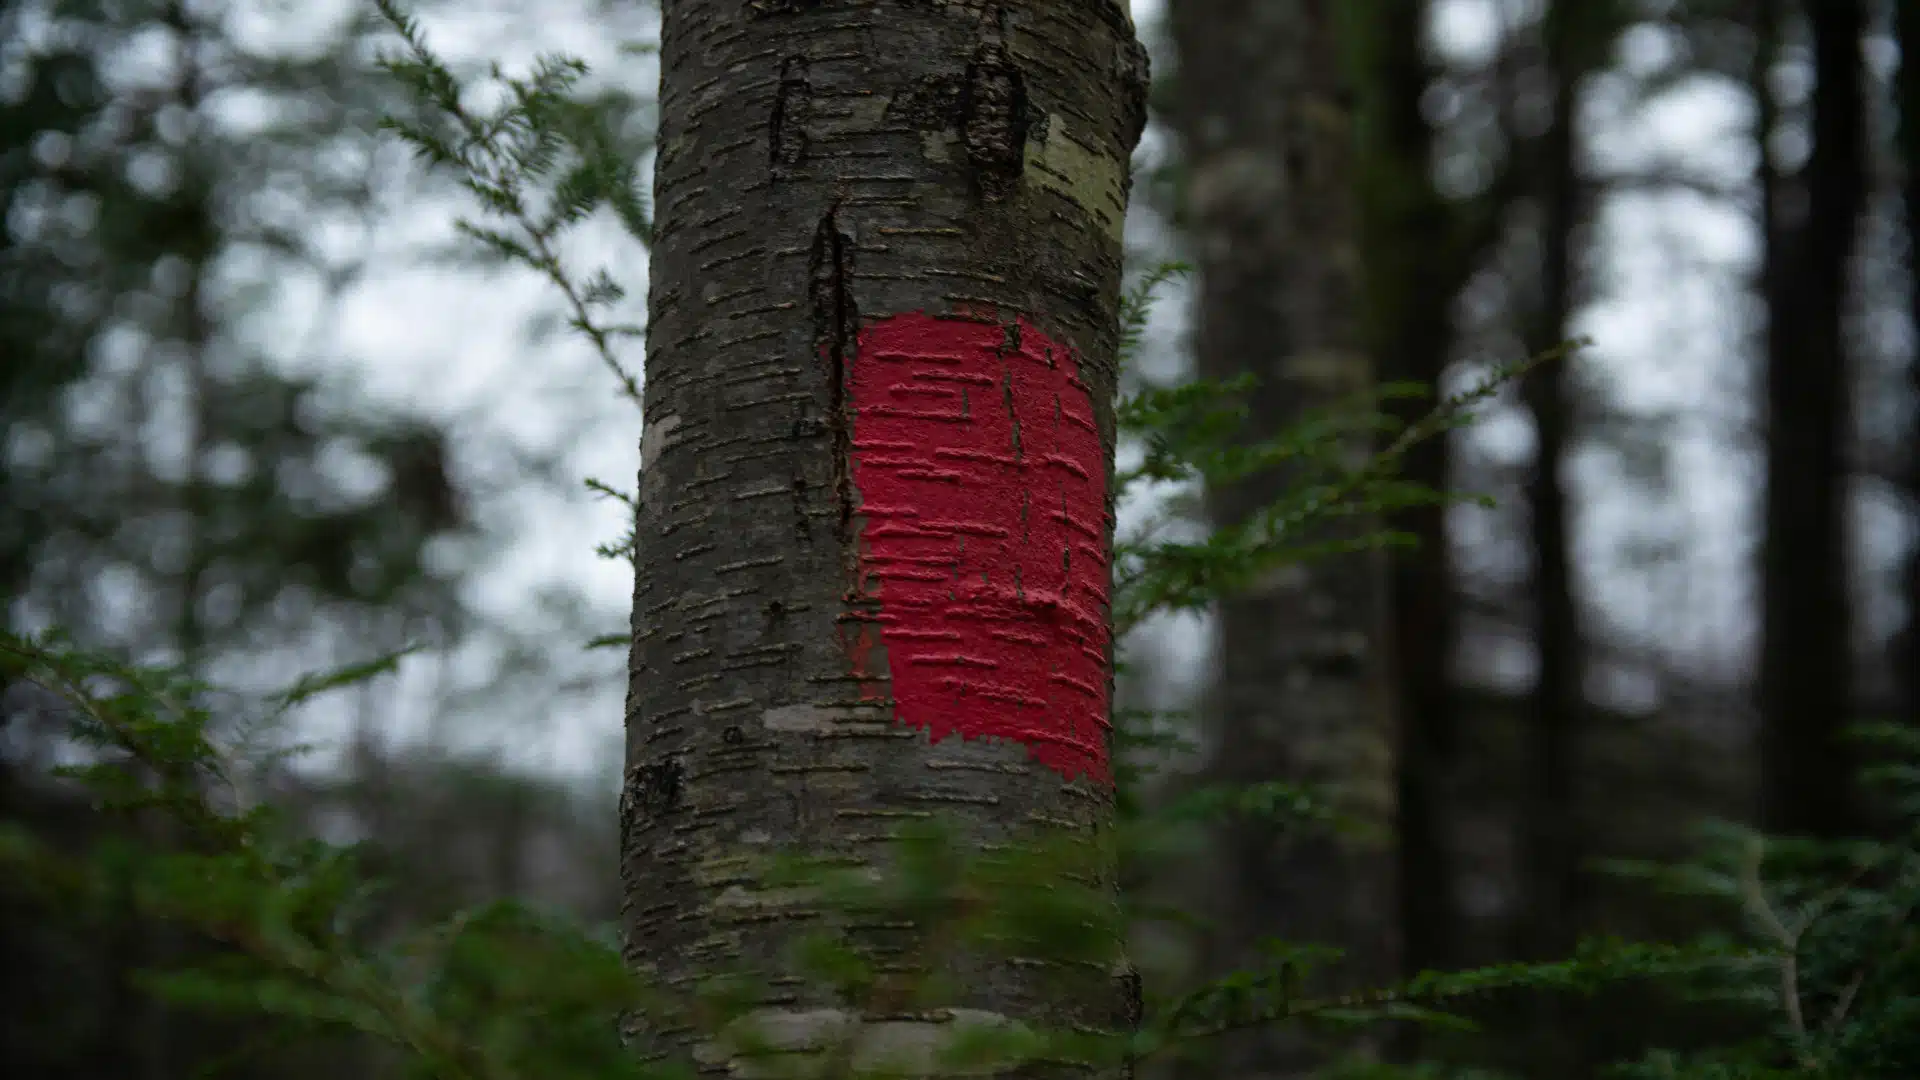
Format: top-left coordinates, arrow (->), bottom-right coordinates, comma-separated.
1166,1 -> 1398,1075
621,1 -> 1150,1075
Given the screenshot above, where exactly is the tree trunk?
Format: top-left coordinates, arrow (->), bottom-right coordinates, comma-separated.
1516,4 -> 1596,1073
1757,0 -> 1866,838
1517,0 -> 1586,964
1167,2 -> 1397,1073
1352,0 -> 1473,989
622,1 -> 1149,1073
1894,0 -> 1920,741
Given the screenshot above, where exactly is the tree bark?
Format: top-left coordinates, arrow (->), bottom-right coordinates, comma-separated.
1894,0 -> 1920,741
622,1 -> 1149,1073
1352,0 -> 1473,988
1757,0 -> 1866,839
1167,2 -> 1396,1073
1515,5 -> 1598,1074
1517,0 -> 1591,978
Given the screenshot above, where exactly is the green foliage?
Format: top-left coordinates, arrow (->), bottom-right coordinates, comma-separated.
1597,724 -> 1920,1079
18,4 -> 1906,1080
0,622 -> 1765,1079
2,629 -> 654,1080
373,0 -> 653,587
0,0 -> 476,799
376,0 -> 652,402
1111,332 -> 1578,636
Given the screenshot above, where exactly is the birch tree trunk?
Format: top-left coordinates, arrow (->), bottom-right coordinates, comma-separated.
621,1 -> 1149,1073
1167,2 -> 1397,1074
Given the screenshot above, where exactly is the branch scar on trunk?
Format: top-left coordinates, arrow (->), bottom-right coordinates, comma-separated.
961,32 -> 1029,201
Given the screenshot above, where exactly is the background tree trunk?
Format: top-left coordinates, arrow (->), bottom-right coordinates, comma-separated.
1517,1 -> 1589,967
1516,4 -> 1599,1073
1894,0 -> 1920,741
1757,0 -> 1866,838
622,1 -> 1149,1072
1166,2 -> 1397,1073
1351,1 -> 1471,995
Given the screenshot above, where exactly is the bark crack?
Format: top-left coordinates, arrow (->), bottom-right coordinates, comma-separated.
770,56 -> 811,178
749,0 -> 823,14
1000,366 -> 1023,462
809,206 -> 859,569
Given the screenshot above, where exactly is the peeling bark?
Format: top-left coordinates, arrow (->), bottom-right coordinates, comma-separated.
624,0 -> 1148,1072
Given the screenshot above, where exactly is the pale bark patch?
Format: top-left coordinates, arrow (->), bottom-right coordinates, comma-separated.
813,93 -> 892,137
1022,115 -> 1127,240
761,704 -> 845,732
641,414 -> 681,473
920,129 -> 958,162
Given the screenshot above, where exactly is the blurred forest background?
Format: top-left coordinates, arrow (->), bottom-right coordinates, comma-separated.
2,0 -> 1916,1077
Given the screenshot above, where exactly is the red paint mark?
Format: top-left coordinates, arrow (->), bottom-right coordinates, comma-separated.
843,312 -> 1112,784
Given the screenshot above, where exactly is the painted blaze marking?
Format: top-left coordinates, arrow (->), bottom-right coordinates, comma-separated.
843,312 -> 1112,784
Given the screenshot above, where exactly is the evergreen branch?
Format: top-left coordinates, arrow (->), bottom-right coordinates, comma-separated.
372,0 -> 649,408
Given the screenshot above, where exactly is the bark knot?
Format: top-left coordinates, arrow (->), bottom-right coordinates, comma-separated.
627,757 -> 684,818
961,41 -> 1029,201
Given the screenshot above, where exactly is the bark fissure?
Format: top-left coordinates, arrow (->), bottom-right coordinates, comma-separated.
751,0 -> 825,16
811,206 -> 858,549
770,56 -> 813,176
